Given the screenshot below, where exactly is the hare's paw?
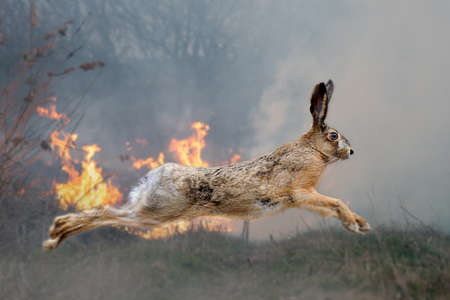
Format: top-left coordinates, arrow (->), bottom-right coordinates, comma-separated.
353,213 -> 370,232
42,237 -> 61,251
342,220 -> 362,233
342,213 -> 370,234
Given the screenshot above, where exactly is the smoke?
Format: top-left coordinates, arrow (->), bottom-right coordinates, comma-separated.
8,1 -> 448,239
248,1 -> 450,238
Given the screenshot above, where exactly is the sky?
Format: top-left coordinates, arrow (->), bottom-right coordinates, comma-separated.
11,0 -> 449,239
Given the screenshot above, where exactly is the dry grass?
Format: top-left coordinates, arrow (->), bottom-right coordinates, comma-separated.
1,222 -> 449,300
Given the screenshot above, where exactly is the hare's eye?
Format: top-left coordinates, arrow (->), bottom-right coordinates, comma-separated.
328,132 -> 338,141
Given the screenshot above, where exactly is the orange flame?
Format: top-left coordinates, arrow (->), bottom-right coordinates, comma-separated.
131,152 -> 165,170
37,104 -> 70,125
49,130 -> 77,162
51,136 -> 122,210
230,153 -> 241,164
124,216 -> 231,239
38,99 -> 123,213
127,122 -> 233,239
169,122 -> 210,167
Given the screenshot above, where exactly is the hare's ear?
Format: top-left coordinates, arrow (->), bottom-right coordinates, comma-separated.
310,79 -> 333,130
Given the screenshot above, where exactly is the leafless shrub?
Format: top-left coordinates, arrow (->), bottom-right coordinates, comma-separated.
0,2 -> 102,247
79,61 -> 105,71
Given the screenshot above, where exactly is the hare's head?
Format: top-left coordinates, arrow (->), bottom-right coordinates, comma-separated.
307,80 -> 353,160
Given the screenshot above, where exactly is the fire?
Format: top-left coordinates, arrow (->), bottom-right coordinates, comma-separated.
36,104 -> 70,125
127,121 -> 233,239
230,153 -> 241,164
49,130 -> 77,162
51,135 -> 122,210
124,216 -> 232,239
169,122 -> 210,167
131,152 -> 165,170
40,105 -> 234,239
38,101 -> 122,210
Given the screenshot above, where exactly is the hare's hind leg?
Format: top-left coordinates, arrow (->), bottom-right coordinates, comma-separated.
43,206 -> 159,250
43,207 -> 120,250
294,190 -> 370,233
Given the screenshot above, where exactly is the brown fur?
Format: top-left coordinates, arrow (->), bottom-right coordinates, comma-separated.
43,80 -> 370,250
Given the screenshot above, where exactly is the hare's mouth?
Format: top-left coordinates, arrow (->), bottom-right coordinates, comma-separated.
336,149 -> 351,160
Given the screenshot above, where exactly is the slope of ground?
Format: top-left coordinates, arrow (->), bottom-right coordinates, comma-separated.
1,225 -> 449,300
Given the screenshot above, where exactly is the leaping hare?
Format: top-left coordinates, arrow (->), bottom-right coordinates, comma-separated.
43,80 -> 370,250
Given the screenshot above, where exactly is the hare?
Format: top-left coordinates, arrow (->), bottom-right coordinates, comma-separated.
43,80 -> 370,250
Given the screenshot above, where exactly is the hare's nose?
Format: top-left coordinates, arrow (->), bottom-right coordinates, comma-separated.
350,149 -> 354,155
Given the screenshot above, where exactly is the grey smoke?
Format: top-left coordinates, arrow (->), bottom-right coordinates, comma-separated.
13,1 -> 449,239
248,1 -> 450,238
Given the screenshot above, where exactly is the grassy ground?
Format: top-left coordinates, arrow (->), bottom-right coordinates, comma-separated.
1,225 -> 449,300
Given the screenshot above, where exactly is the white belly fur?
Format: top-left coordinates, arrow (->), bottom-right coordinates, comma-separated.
127,163 -> 187,211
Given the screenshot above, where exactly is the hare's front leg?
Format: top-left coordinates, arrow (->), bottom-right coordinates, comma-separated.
293,190 -> 370,233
